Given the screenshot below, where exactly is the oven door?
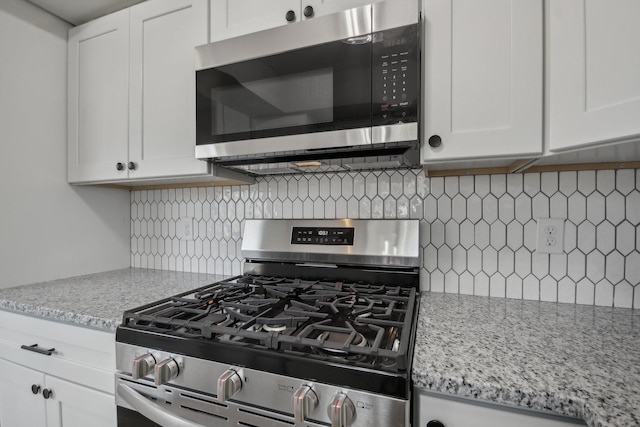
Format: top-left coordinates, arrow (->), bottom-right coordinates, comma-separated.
115,375 -> 328,427
195,6 -> 373,159
116,380 -> 233,427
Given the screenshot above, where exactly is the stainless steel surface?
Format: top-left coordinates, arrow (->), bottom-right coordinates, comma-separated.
195,128 -> 372,160
132,353 -> 156,380
207,146 -> 419,175
328,393 -> 356,427
241,219 -> 420,268
117,342 -> 410,427
154,358 -> 180,386
293,384 -> 319,423
195,4 -> 372,70
217,368 -> 243,403
195,1 -> 421,176
117,383 -> 205,427
372,123 -> 418,145
372,0 -> 420,32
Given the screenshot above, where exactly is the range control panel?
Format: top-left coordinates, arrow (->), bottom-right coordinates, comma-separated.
372,24 -> 419,126
291,227 -> 355,245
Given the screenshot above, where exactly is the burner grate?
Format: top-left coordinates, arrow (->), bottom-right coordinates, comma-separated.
121,273 -> 418,372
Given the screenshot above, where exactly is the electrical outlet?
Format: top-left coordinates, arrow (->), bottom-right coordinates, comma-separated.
536,218 -> 564,254
177,217 -> 195,241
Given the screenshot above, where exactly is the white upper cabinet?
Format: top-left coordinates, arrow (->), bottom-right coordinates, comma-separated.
68,10 -> 129,183
547,0 -> 640,152
210,0 -> 374,42
128,0 -> 209,179
68,0 -> 221,185
421,0 -> 543,163
305,0 -> 376,18
210,0 -> 300,41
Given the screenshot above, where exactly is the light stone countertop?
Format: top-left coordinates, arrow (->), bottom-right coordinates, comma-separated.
412,293 -> 640,427
2,271 -> 638,426
0,268 -> 227,332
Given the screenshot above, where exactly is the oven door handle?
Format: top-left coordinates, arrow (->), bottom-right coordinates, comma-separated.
117,383 -> 206,427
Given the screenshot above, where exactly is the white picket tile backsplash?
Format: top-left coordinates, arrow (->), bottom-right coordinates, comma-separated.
131,169 -> 640,309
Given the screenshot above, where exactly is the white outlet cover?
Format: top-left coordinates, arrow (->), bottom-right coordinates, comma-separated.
177,217 -> 195,241
535,218 -> 565,254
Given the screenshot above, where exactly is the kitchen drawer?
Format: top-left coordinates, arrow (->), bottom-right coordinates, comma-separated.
0,310 -> 115,394
416,390 -> 585,427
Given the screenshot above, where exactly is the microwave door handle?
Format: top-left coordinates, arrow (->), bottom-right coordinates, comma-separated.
117,383 -> 206,427
343,35 -> 372,45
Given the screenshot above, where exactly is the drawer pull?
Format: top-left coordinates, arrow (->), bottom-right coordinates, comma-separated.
21,344 -> 55,356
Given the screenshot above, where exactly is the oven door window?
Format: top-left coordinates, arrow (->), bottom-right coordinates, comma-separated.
117,406 -> 162,427
196,37 -> 372,145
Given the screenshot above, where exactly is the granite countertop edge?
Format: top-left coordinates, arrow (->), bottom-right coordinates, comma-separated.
0,268 -> 228,334
412,371 -> 593,425
0,300 -> 119,332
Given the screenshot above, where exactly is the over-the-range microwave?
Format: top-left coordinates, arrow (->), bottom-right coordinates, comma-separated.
195,0 -> 421,175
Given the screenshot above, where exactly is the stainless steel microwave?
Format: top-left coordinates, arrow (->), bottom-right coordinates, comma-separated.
195,0 -> 421,175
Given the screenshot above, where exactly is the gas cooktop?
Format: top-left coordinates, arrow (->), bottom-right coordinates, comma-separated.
120,273 -> 417,374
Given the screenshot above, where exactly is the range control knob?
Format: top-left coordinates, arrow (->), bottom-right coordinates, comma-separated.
154,358 -> 181,385
427,421 -> 446,427
132,353 -> 157,380
293,384 -> 319,423
327,392 -> 356,427
217,368 -> 243,402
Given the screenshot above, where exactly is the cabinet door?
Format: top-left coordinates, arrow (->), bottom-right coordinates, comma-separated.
548,0 -> 640,151
305,0 -> 374,18
210,0 -> 301,42
421,0 -> 543,162
68,9 -> 130,183
44,376 -> 116,427
128,0 -> 210,180
0,359 -> 47,427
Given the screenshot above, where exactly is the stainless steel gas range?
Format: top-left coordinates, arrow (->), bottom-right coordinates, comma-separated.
115,219 -> 420,427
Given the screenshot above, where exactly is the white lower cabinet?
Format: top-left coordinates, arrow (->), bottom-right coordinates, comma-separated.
416,391 -> 584,427
0,359 -> 46,427
0,311 -> 116,427
0,359 -> 115,427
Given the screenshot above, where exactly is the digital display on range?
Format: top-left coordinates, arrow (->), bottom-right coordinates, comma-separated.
291,227 -> 355,245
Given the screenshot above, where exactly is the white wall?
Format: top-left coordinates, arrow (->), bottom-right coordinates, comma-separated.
0,0 -> 130,288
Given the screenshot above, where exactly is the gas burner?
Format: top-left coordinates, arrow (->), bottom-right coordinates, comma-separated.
317,331 -> 367,354
205,312 -> 231,326
262,324 -> 287,332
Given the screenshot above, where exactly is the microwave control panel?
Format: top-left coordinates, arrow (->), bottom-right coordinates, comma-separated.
372,24 -> 419,126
